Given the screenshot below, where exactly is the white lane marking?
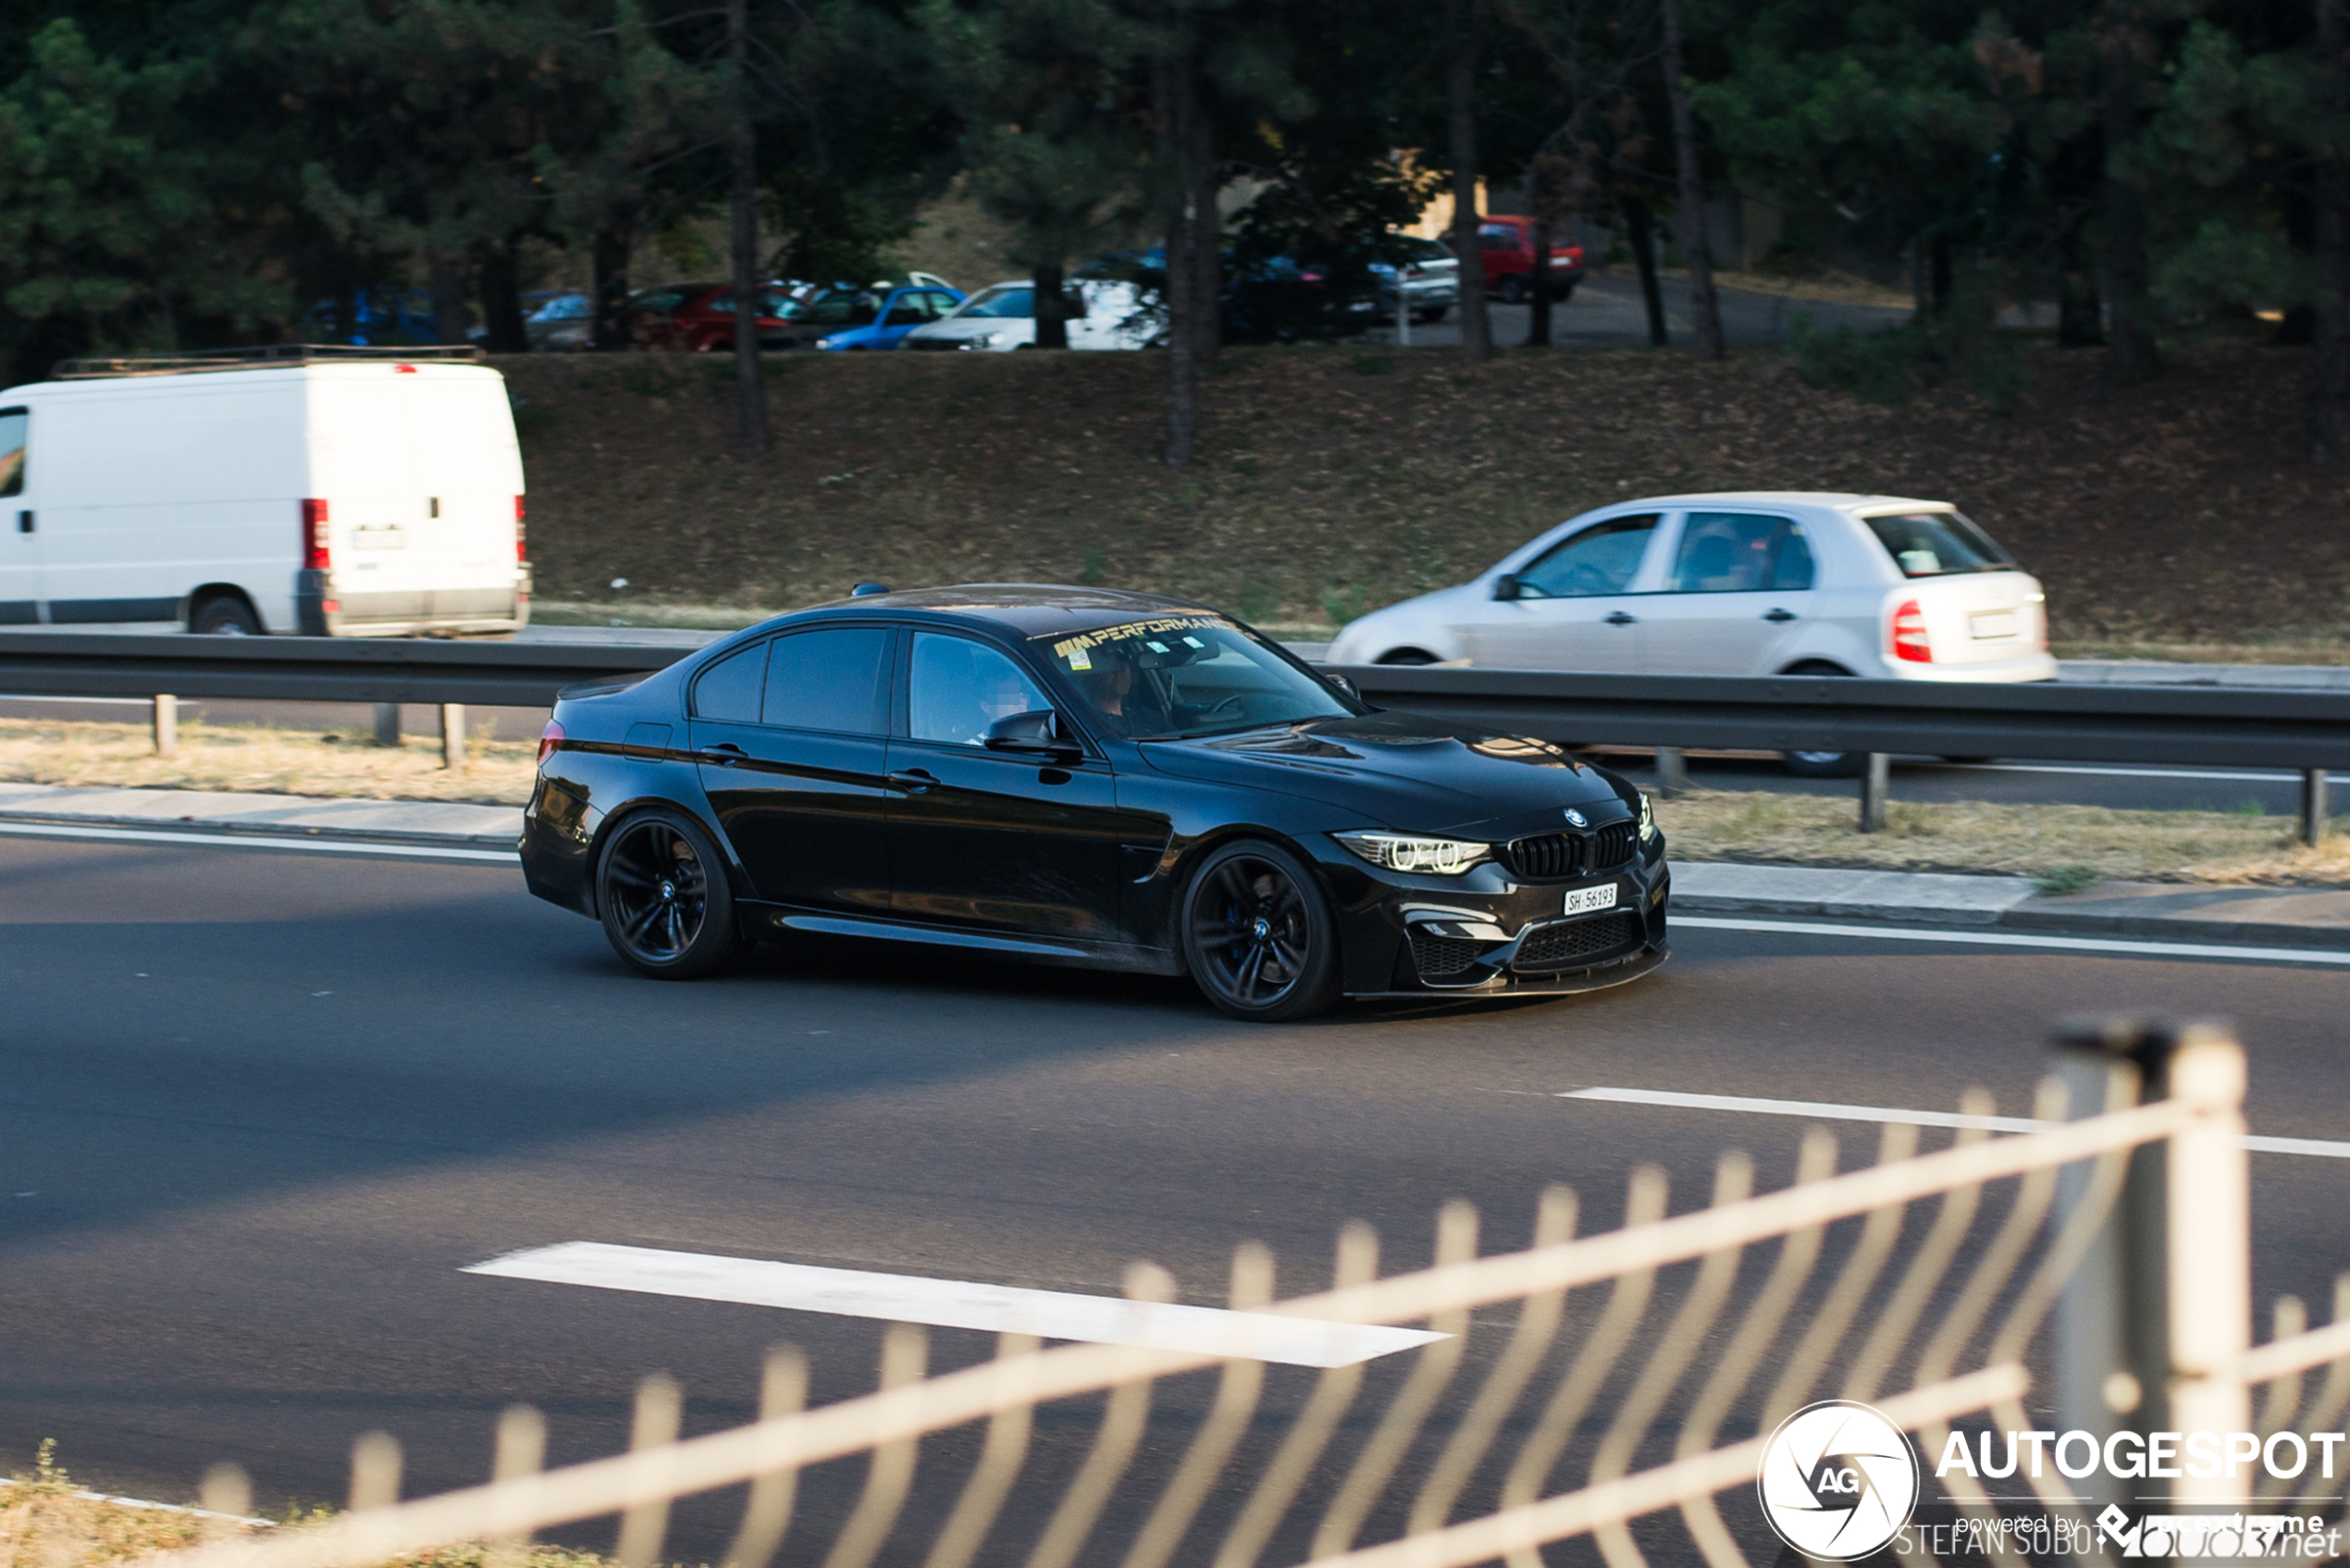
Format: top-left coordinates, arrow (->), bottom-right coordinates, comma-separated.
0,820 -> 515,861
465,1241 -> 1446,1368
1558,1087 -> 2350,1161
1674,915 -> 2350,967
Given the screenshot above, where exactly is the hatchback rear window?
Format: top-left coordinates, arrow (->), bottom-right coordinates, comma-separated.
1865,512 -> 2012,577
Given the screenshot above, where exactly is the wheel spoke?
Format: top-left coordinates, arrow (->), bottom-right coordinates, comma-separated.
604,863 -> 654,892
623,902 -> 663,942
1234,945 -> 1268,1000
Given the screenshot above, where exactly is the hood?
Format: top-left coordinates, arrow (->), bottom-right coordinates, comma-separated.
1138,710 -> 1628,837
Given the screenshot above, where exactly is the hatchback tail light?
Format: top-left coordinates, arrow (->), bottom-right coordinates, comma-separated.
301,499 -> 330,570
1891,599 -> 1933,663
515,495 -> 527,562
538,720 -> 565,766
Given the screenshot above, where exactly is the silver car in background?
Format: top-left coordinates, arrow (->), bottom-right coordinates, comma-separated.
900,279 -> 1155,351
1327,490 -> 2054,772
1370,236 -> 1460,322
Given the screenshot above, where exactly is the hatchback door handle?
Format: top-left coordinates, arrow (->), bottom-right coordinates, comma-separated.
699,742 -> 748,765
1762,607 -> 1798,623
1604,611 -> 1638,626
889,769 -> 938,794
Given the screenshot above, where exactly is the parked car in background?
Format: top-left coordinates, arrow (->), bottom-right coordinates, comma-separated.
0,347 -> 528,636
901,279 -> 1154,351
795,282 -> 968,351
524,291 -> 594,352
1475,216 -> 1586,304
1326,491 -> 2053,775
305,288 -> 440,346
621,283 -> 804,351
1368,236 -> 1460,322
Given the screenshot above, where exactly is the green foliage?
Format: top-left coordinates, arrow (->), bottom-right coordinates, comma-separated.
1786,268 -> 2025,412
2032,864 -> 2101,896
1078,548 -> 1106,584
1320,584 -> 1367,624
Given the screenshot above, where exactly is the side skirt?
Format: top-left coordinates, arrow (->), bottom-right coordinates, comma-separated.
747,905 -> 1185,976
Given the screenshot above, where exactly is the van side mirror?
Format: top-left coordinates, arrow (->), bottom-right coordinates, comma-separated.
1492,574 -> 1522,601
985,709 -> 1080,761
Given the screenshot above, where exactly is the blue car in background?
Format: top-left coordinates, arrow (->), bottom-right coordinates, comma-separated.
304,287 -> 441,345
774,282 -> 965,351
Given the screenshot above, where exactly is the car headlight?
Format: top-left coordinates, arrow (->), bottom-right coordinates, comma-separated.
1333,831 -> 1490,875
1638,793 -> 1657,842
959,330 -> 1003,350
815,336 -> 840,350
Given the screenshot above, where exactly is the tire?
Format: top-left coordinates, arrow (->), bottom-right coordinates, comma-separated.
1551,278 -> 1578,302
1180,840 -> 1342,1022
1377,648 -> 1440,666
595,808 -> 743,979
1495,276 -> 1528,305
1940,755 -> 1993,765
190,594 -> 261,636
1780,662 -> 1864,776
1413,305 -> 1448,323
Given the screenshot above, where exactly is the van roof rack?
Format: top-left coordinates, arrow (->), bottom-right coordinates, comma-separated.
51,343 -> 485,379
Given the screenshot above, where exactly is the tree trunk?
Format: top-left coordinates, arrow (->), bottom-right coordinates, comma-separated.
727,0 -> 765,456
2314,0 -> 2350,459
1033,259 -> 1069,350
476,243 -> 527,353
1658,0 -> 1722,359
1445,0 -> 1491,360
2056,218 -> 2104,346
1624,193 -> 1668,347
2099,27 -> 2159,387
593,225 -> 631,352
1189,93 -> 1219,364
1156,52 -> 1200,466
1929,232 -> 1955,315
1527,216 -> 1553,346
428,255 -> 469,346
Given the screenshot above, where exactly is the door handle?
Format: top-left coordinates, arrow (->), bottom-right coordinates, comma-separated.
889,768 -> 938,794
15,511 -> 28,535
1603,611 -> 1638,626
1762,608 -> 1798,623
699,742 -> 748,765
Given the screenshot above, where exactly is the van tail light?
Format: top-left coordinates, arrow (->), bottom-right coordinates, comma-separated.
301,499 -> 330,570
515,495 -> 527,562
538,720 -> 565,766
1891,599 -> 1934,663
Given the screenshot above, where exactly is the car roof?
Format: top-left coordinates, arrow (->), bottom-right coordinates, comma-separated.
1604,490 -> 1953,513
781,583 -> 1216,640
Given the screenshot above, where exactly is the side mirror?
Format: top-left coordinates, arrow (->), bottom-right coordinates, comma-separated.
984,709 -> 1081,760
1326,672 -> 1359,700
1492,574 -> 1522,601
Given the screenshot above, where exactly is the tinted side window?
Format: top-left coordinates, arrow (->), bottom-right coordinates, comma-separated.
1669,512 -> 1784,593
761,628 -> 892,733
0,409 -> 27,499
1516,514 -> 1658,598
692,643 -> 767,722
1772,525 -> 1815,591
909,633 -> 1052,746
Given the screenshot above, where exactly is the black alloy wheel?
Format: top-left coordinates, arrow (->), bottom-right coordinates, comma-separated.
596,808 -> 742,978
1180,840 -> 1342,1022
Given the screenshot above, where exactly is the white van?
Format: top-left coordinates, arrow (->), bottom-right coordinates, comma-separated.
0,350 -> 529,636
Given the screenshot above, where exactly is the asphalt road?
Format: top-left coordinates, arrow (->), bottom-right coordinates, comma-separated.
1358,272 -> 1911,351
5,834 -> 2347,1564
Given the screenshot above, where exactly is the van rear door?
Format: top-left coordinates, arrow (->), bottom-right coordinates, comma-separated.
0,407 -> 31,623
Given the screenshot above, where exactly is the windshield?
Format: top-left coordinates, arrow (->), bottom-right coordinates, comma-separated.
1038,615 -> 1356,740
1864,511 -> 2014,577
959,285 -> 1034,319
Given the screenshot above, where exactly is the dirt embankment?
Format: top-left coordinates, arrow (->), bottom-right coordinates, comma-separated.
502,342 -> 2350,648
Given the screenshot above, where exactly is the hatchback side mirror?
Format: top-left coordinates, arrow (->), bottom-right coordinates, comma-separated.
1492,574 -> 1522,601
985,709 -> 1081,760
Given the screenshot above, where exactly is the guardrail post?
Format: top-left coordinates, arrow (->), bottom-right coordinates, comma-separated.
1652,747 -> 1689,796
374,702 -> 402,748
151,694 -> 177,758
2301,768 -> 2329,846
1858,752 -> 1888,832
441,704 -> 465,772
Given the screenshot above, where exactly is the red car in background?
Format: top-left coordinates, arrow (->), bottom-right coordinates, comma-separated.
1476,216 -> 1586,304
621,283 -> 806,351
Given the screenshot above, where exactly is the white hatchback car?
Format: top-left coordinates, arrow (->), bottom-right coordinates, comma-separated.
1327,491 -> 2053,769
899,278 -> 1155,352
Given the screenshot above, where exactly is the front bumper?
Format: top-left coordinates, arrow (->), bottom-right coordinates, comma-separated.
1331,838 -> 1671,997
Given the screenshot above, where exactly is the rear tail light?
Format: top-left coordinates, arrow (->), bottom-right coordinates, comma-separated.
515,495 -> 527,562
301,499 -> 330,570
538,720 -> 565,766
1891,598 -> 1933,663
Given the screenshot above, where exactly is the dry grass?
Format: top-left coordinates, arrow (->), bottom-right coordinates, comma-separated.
0,719 -> 534,806
1658,786 -> 2350,886
0,1445 -> 615,1568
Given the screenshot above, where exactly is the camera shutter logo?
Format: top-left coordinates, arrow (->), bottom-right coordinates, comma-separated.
1756,1400 -> 1921,1561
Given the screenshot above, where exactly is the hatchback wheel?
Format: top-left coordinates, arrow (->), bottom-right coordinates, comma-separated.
1181,841 -> 1342,1022
596,809 -> 742,978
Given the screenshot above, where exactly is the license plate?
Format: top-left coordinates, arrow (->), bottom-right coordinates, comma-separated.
1564,883 -> 1618,917
1969,610 -> 2018,640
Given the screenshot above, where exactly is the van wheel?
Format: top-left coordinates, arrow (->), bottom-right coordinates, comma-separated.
596,808 -> 742,979
1181,840 -> 1342,1022
191,595 -> 261,636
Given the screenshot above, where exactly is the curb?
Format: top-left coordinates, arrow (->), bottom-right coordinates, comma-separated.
0,809 -> 517,851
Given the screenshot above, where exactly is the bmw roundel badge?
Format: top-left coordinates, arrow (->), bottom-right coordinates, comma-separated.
1564,808 -> 1589,828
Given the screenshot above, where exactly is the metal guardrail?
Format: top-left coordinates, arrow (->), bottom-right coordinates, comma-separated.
0,633 -> 672,708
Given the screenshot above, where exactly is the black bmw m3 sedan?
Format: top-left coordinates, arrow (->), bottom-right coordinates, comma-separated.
520,586 -> 1670,1020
